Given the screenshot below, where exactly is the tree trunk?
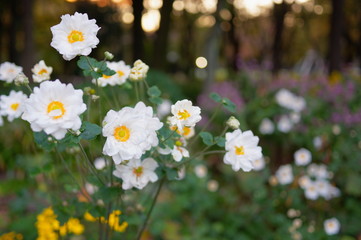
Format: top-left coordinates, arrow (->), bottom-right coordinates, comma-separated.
153,0 -> 174,70
272,1 -> 288,74
328,0 -> 344,73
21,0 -> 35,78
132,0 -> 144,62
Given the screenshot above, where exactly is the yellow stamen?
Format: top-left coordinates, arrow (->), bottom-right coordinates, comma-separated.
133,166 -> 143,177
102,74 -> 111,79
113,126 -> 130,142
177,110 -> 190,120
47,101 -> 66,119
234,146 -> 245,155
38,69 -> 47,75
10,103 -> 19,111
183,126 -> 191,136
67,30 -> 84,43
117,70 -> 124,76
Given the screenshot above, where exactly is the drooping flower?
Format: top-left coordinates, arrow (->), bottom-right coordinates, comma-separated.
169,99 -> 202,131
113,158 -> 158,190
294,148 -> 312,166
129,59 -> 149,81
50,12 -> 100,61
0,91 -> 28,122
95,61 -> 131,87
32,60 -> 53,83
324,218 -> 340,235
0,62 -> 23,83
102,102 -> 163,164
22,80 -> 87,140
224,129 -> 262,172
259,118 -> 274,134
275,164 -> 294,185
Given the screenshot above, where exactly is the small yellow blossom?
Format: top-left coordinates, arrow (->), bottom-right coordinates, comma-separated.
0,232 -> 23,240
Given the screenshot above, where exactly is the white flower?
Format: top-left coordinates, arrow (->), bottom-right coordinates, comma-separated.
169,99 -> 202,131
50,12 -> 100,61
85,182 -> 98,195
170,125 -> 195,140
32,60 -> 53,83
176,166 -> 186,180
113,158 -> 158,190
226,116 -> 240,130
0,62 -> 23,83
129,59 -> 149,81
22,80 -> 87,140
224,129 -> 263,172
307,164 -> 331,179
252,157 -> 265,171
194,164 -> 207,178
157,99 -> 172,119
294,148 -> 312,166
304,181 -> 319,200
14,72 -> 29,86
277,115 -> 293,133
313,136 -> 322,149
207,180 -> 219,192
0,116 -> 3,126
171,140 -> 189,162
275,89 -> 305,112
95,61 -> 131,87
315,179 -> 330,198
102,102 -> 163,164
325,185 -> 341,200
298,175 -> 311,189
275,164 -> 293,185
324,218 -> 340,235
94,157 -> 107,170
259,118 -> 274,134
0,91 -> 28,122
290,112 -> 301,124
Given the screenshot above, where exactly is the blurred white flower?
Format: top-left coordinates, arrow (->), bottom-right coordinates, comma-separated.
102,102 -> 163,164
275,164 -> 293,185
22,80 -> 86,140
324,184 -> 341,200
172,146 -> 189,162
307,164 -> 331,180
94,157 -> 107,170
252,157 -> 265,171
332,125 -> 341,135
0,62 -> 23,83
315,179 -> 330,198
324,218 -> 340,235
289,112 -> 301,124
50,12 -> 100,60
0,116 -> 3,126
157,99 -> 172,119
32,60 -> 53,83
226,116 -> 240,130
298,175 -> 311,189
169,99 -> 201,131
194,164 -> 207,178
113,158 -> 158,190
294,148 -> 312,166
207,179 -> 219,192
275,89 -> 305,112
259,118 -> 274,135
176,166 -> 186,180
304,181 -> 319,200
129,59 -> 149,81
95,61 -> 130,87
0,91 -> 27,122
277,115 -> 293,133
85,182 -> 98,195
224,129 -> 262,172
313,136 -> 322,149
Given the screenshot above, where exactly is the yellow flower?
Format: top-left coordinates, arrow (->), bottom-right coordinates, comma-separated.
0,232 -> 23,240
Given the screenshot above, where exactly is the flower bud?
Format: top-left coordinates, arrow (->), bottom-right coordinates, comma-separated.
14,72 -> 29,86
129,59 -> 149,82
104,51 -> 114,60
226,116 -> 240,129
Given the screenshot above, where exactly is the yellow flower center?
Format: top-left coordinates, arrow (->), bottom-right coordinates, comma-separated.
133,166 -> 143,177
10,103 -> 19,111
67,30 -> 84,43
47,101 -> 66,119
177,110 -> 190,120
175,140 -> 183,147
234,146 -> 245,155
183,126 -> 191,136
117,70 -> 124,76
38,69 -> 48,75
114,126 -> 130,142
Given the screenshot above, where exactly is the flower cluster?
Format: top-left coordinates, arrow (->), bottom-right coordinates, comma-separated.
0,232 -> 23,240
84,210 -> 128,232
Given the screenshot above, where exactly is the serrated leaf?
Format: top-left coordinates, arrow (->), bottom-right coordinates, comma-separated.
215,136 -> 226,147
209,92 -> 222,103
147,86 -> 161,97
80,122 -> 102,140
200,132 -> 214,146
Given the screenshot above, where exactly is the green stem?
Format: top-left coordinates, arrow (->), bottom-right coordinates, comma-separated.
136,177 -> 165,240
134,81 -> 140,101
25,84 -> 33,94
78,142 -> 105,185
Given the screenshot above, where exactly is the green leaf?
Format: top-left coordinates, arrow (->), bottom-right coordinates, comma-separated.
147,86 -> 162,97
33,131 -> 56,151
150,96 -> 163,105
222,98 -> 236,113
200,132 -> 214,146
96,186 -> 123,203
165,167 -> 179,181
209,92 -> 222,103
57,133 -> 80,151
80,122 -> 102,140
215,136 -> 226,147
102,68 -> 116,76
